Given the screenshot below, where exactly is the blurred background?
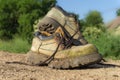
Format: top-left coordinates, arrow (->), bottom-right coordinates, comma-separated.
0,0 -> 119,59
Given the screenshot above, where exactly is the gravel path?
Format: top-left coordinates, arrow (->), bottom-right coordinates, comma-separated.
0,51 -> 120,80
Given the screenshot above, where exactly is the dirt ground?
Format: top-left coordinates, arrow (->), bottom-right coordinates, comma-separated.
0,51 -> 120,80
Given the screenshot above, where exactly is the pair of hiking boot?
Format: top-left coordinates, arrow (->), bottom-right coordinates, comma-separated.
26,6 -> 102,69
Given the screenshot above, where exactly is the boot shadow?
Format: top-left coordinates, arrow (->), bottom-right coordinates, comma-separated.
70,63 -> 120,70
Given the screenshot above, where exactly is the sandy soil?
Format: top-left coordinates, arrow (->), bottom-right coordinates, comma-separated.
0,51 -> 120,80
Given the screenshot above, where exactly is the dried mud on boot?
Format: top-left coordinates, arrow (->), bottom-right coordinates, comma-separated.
48,53 -> 102,69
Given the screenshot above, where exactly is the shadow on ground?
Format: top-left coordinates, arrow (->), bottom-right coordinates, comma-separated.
70,62 -> 120,70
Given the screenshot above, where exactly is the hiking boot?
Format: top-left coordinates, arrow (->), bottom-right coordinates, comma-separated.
26,6 -> 102,69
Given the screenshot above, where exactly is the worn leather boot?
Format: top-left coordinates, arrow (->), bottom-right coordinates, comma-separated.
26,6 -> 102,69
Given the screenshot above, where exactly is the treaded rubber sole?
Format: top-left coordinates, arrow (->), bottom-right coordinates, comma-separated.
26,51 -> 49,65
26,51 -> 102,69
48,53 -> 102,69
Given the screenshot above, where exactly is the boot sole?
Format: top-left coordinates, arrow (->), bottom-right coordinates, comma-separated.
48,53 -> 102,69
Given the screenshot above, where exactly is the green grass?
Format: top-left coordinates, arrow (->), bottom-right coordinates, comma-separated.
0,38 -> 31,53
85,32 -> 120,59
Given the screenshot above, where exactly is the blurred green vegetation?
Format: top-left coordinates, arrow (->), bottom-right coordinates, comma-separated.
83,30 -> 120,59
0,37 -> 31,53
0,1 -> 120,59
116,8 -> 120,16
81,10 -> 120,59
0,0 -> 56,41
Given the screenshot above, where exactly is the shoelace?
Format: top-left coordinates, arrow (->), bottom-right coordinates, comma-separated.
37,29 -> 79,66
37,36 -> 63,66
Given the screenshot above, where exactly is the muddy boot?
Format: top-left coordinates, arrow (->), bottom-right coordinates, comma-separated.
26,6 -> 102,69
26,36 -> 102,69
